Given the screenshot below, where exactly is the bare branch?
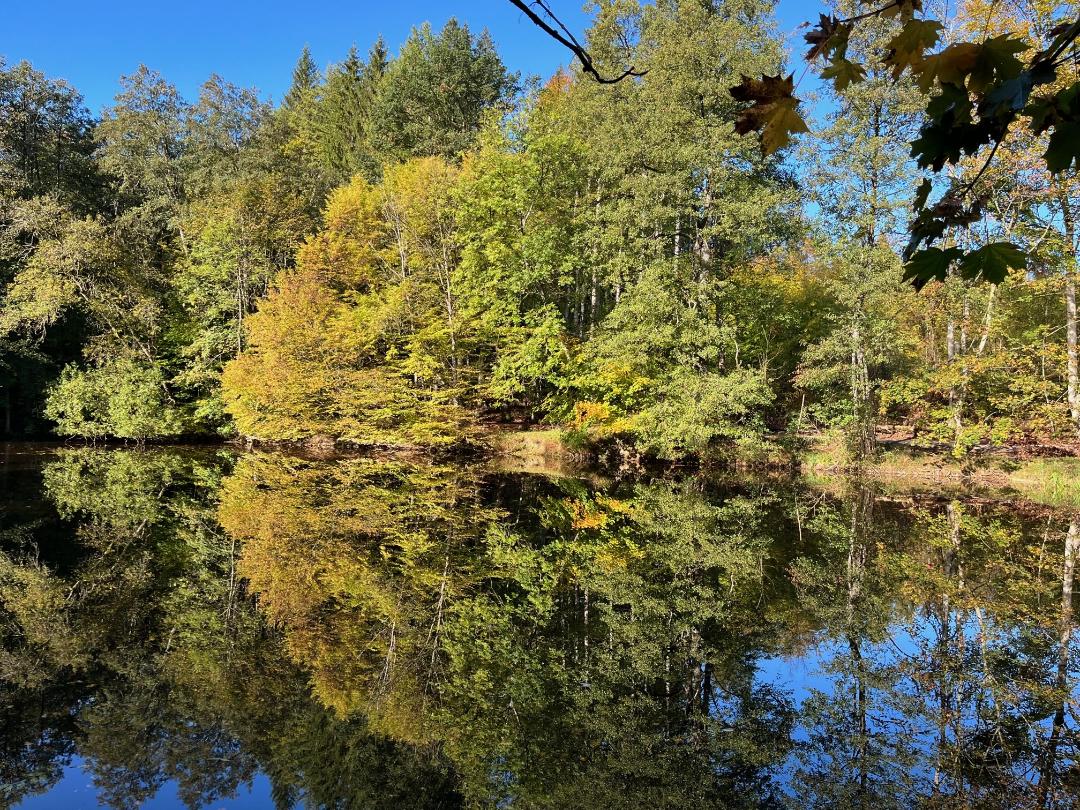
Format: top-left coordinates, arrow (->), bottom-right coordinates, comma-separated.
507,0 -> 646,84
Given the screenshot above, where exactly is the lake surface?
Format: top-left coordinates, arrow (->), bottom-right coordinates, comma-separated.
1,443 -> 1079,809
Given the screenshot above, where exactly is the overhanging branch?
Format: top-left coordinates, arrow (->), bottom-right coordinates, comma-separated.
507,0 -> 645,84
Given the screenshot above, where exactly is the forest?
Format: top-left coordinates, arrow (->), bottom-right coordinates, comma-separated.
2,0 -> 1080,465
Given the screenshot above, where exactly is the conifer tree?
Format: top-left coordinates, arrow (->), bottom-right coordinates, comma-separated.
283,45 -> 320,112
371,19 -> 517,161
313,46 -> 367,178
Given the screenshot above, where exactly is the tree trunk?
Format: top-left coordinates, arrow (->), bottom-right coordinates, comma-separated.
1037,516 -> 1079,803
850,317 -> 875,457
946,300 -> 964,455
1067,270 -> 1079,433
1059,191 -> 1079,435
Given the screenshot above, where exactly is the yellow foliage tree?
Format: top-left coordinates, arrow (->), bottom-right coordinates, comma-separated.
221,161 -> 477,448
218,452 -> 497,740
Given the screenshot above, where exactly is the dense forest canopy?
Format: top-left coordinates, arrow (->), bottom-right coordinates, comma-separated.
2,0 -> 1080,462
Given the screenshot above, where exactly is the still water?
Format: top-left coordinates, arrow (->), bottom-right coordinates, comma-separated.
1,443 -> 1079,809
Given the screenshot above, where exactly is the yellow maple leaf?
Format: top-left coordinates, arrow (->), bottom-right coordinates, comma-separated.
761,98 -> 809,155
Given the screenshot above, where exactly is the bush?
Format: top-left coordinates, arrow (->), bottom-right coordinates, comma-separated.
635,369 -> 774,460
45,360 -> 184,441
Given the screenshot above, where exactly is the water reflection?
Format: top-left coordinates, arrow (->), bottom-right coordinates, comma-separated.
1,446 -> 1078,808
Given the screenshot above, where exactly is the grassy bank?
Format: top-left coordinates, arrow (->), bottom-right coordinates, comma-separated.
1005,459 -> 1080,508
800,433 -> 1080,508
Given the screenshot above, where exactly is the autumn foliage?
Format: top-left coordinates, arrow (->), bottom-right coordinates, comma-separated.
221,163 -> 476,448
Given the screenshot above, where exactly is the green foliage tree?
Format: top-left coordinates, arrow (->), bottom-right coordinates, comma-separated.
96,65 -> 188,213
371,19 -> 518,161
0,58 -> 101,207
44,359 -> 183,441
537,0 -> 803,458
0,60 -> 103,436
453,98 -> 588,414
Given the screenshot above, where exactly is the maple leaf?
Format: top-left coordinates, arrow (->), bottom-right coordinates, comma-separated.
911,126 -> 952,171
925,83 -> 974,124
967,34 -> 1029,93
906,191 -> 985,256
956,242 -> 1026,283
1025,82 -> 1078,135
982,72 -> 1035,115
761,98 -> 810,154
928,191 -> 984,226
804,14 -> 840,60
914,42 -> 979,92
884,18 -> 943,77
730,74 -> 807,155
804,15 -> 852,62
912,178 -> 933,212
1026,96 -> 1058,135
879,0 -> 924,19
821,58 -> 867,92
1045,121 -> 1080,172
912,119 -> 996,172
903,246 -> 962,288
1028,83 -> 1080,171
730,73 -> 794,106
911,86 -> 997,171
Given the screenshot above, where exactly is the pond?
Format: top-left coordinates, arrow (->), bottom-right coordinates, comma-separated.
1,443 -> 1078,808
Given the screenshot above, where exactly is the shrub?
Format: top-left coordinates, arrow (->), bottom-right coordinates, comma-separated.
45,360 -> 183,441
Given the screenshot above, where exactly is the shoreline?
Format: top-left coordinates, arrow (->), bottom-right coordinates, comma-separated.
3,428 -> 1079,510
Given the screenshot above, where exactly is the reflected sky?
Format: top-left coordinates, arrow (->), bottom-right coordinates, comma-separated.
2,445 -> 1078,809
16,761 -> 276,809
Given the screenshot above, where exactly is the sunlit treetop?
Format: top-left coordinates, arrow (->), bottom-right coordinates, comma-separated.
741,0 -> 1079,286
512,0 -> 1080,287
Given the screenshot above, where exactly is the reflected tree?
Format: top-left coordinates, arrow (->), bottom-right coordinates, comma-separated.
4,447 -> 1080,808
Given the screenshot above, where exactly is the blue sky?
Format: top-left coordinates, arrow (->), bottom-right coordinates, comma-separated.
2,0 -> 813,114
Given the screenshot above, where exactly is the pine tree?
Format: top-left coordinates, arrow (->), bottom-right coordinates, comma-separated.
284,45 -> 320,111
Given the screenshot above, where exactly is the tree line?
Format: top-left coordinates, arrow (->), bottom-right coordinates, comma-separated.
2,0 -> 1079,461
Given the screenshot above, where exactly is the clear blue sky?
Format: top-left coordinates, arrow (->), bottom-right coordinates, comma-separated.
2,0 -> 812,114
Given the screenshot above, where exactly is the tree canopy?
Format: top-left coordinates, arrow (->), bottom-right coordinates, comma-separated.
1,1 -> 1080,461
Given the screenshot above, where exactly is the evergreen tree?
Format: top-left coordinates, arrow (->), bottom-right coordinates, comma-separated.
371,19 -> 518,161
283,45 -> 319,111
312,45 -> 377,180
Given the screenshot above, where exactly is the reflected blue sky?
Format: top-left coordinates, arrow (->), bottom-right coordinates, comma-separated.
16,760 -> 278,809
